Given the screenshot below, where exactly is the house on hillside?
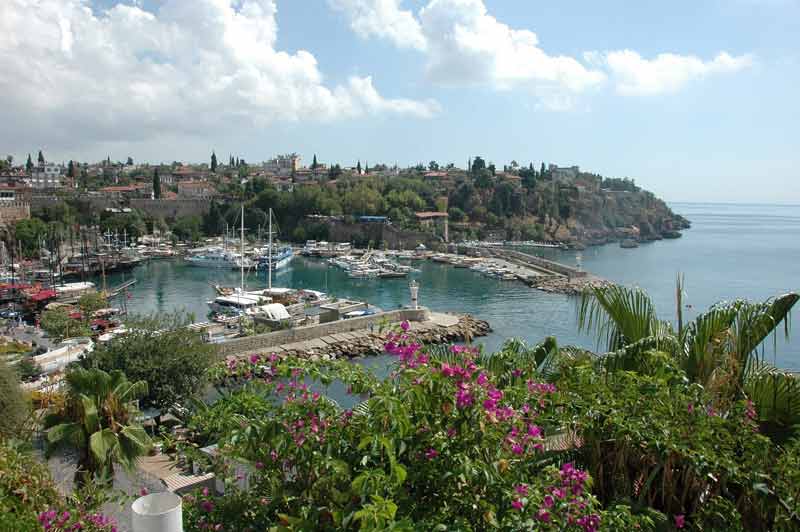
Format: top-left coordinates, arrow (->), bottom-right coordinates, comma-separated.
415,211 -> 449,242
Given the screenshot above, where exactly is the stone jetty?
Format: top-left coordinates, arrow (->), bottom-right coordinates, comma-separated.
219,309 -> 491,360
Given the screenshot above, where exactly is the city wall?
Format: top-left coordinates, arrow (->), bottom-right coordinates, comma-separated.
328,221 -> 443,250
30,194 -> 210,220
217,308 -> 430,356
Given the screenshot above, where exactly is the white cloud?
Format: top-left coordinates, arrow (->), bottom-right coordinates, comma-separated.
0,0 -> 439,156
328,0 -> 427,51
330,0 -> 754,106
593,50 -> 755,95
329,0 -> 606,108
418,0 -> 606,95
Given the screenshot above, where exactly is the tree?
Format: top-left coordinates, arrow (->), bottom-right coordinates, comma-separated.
153,168 -> 161,199
44,368 -> 151,487
211,151 -> 218,173
85,315 -> 216,412
488,163 -> 496,176
172,216 -> 203,242
312,154 -> 318,170
578,283 -> 800,442
357,160 -> 362,175
428,161 -> 439,171
14,217 -> 48,257
0,359 -> 29,439
40,308 -> 90,342
16,357 -> 43,383
126,156 -> 134,166
38,150 -> 45,165
26,154 -> 33,174
540,162 -> 546,178
471,156 -> 486,175
67,160 -> 75,180
78,292 -> 108,315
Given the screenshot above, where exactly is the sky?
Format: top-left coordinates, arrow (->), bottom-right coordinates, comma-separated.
1,0 -> 798,204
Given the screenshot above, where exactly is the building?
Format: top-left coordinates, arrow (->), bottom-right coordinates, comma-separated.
0,184 -> 31,225
177,180 -> 217,199
99,183 -> 152,199
548,164 -> 580,183
415,211 -> 449,242
263,154 -> 301,177
170,166 -> 207,184
29,162 -> 64,188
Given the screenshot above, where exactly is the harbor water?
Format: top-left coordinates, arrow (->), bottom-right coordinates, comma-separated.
103,203 -> 800,370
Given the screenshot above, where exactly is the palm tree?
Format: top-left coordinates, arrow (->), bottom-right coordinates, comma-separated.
578,281 -> 800,441
44,368 -> 151,487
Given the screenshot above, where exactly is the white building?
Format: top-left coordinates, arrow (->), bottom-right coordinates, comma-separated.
29,162 -> 64,188
263,153 -> 301,177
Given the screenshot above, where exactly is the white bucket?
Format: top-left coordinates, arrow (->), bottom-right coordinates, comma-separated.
131,492 -> 183,532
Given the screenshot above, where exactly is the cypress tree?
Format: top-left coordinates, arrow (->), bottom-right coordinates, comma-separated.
26,154 -> 33,173
312,154 -> 318,170
365,161 -> 369,174
357,160 -> 362,174
67,160 -> 75,179
540,162 -> 546,177
37,150 -> 44,164
211,151 -> 217,173
153,168 -> 162,199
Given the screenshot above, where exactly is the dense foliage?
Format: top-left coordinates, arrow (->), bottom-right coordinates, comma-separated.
0,358 -> 31,440
82,313 -> 216,411
0,443 -> 120,532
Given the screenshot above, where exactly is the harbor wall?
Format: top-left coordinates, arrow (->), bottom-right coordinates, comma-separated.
217,308 -> 430,356
492,249 -> 587,278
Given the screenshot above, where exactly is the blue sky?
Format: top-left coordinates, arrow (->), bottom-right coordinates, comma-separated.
2,0 -> 798,203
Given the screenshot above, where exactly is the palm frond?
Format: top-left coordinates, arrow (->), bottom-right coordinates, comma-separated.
578,284 -> 672,352
745,364 -> 800,443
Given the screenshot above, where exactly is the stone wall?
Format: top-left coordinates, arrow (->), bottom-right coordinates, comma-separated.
218,308 -> 430,356
0,201 -> 30,225
129,199 -> 211,219
327,221 -> 443,250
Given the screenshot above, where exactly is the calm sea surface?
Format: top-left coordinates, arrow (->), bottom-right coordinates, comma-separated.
103,203 -> 800,370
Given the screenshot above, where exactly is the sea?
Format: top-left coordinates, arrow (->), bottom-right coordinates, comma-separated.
102,203 -> 800,371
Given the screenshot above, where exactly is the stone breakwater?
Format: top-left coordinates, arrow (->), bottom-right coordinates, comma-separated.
235,314 -> 492,361
527,274 -> 613,296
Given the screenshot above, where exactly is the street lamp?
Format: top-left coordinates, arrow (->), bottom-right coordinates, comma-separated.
409,280 -> 419,310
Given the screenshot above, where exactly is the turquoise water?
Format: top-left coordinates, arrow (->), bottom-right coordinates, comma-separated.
104,203 -> 800,370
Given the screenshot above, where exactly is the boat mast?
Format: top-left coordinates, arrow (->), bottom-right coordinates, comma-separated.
240,204 -> 245,295
268,208 -> 273,291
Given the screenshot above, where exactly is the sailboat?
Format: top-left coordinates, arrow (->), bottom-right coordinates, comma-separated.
254,208 -> 293,273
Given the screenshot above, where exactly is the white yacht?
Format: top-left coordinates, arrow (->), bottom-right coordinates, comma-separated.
186,247 -> 253,269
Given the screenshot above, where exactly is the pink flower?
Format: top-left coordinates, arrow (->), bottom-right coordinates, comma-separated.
425,448 -> 439,460
511,499 -> 524,511
543,495 -> 554,508
514,484 -> 528,496
201,500 -> 214,512
249,354 -> 260,364
511,444 -> 524,455
139,487 -> 149,496
537,509 -> 551,522
687,403 -> 694,413
675,515 -> 685,529
255,461 -> 264,469
202,487 -> 209,497
400,320 -> 410,331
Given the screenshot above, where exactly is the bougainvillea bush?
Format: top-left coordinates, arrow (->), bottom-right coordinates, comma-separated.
181,326 -> 800,531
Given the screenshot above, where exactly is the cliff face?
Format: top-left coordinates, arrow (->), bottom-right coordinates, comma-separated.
526,178 -> 690,245
567,189 -> 688,244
